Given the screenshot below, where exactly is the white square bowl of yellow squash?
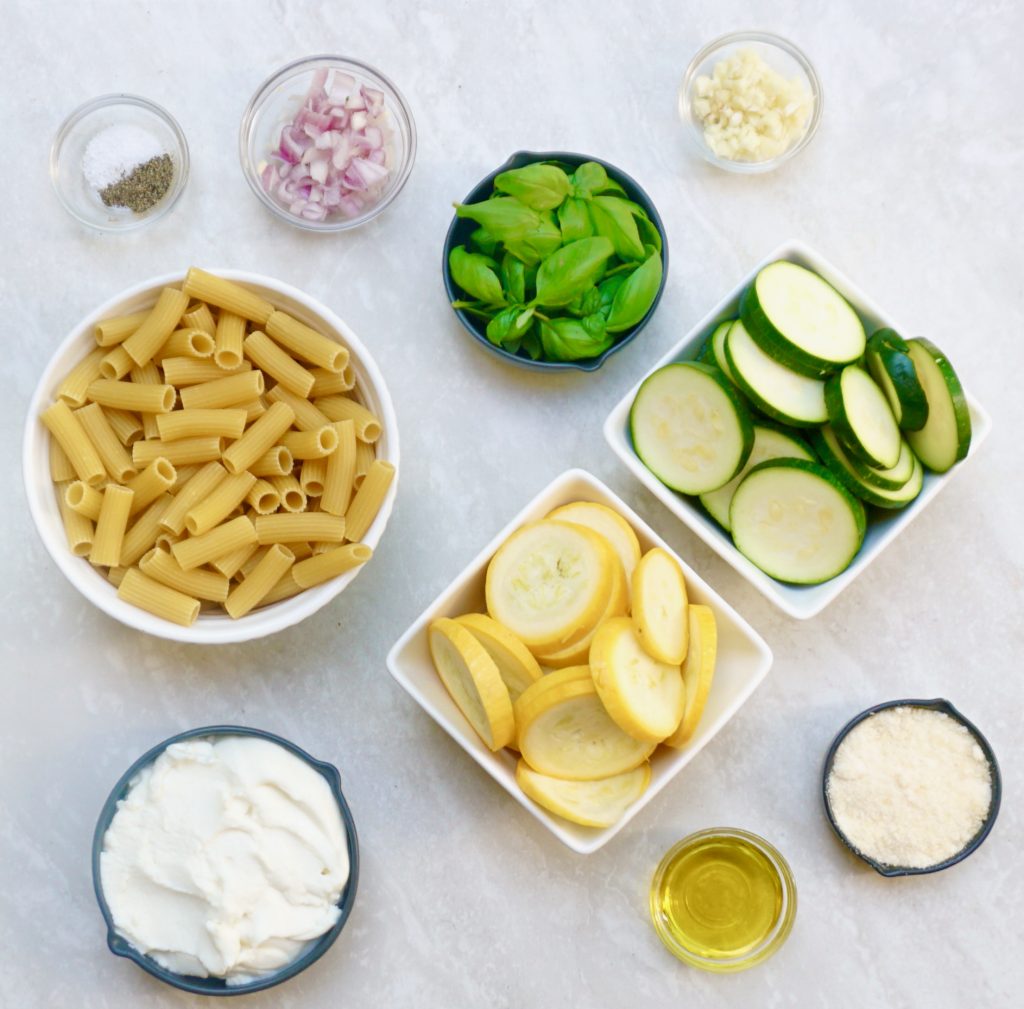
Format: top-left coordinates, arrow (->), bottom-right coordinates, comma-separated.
386,468 -> 772,854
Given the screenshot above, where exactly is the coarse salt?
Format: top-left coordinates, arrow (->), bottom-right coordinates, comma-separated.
82,124 -> 166,191
827,706 -> 993,869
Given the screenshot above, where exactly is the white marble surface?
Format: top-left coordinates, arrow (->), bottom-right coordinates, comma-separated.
2,1 -> 1022,1006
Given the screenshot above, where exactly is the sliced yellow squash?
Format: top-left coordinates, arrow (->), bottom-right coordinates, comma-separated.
632,547 -> 689,665
589,616 -> 685,743
515,760 -> 651,828
516,674 -> 655,780
454,613 -> 542,702
547,501 -> 642,592
664,605 -> 718,749
513,665 -> 593,725
485,520 -> 614,652
428,618 -> 515,751
532,552 -> 628,669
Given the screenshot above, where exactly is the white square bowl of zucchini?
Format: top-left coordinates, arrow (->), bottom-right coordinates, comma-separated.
386,469 -> 772,854
603,241 -> 992,620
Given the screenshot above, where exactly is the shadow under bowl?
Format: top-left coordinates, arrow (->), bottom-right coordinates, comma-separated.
442,150 -> 668,373
821,698 -> 1001,877
92,725 -> 359,996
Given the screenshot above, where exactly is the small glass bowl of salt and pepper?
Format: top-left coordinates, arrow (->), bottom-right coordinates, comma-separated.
50,94 -> 189,231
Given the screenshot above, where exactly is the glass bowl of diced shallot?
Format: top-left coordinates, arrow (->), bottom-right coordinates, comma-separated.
239,55 -> 416,231
679,31 -> 821,173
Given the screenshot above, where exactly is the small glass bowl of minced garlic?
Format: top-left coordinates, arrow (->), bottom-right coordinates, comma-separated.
51,94 -> 190,231
679,31 -> 822,173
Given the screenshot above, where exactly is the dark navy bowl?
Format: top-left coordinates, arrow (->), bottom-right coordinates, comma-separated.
442,150 -> 669,372
822,698 -> 1000,877
92,725 -> 359,996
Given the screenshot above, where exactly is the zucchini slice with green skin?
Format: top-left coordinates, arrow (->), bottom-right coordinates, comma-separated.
707,320 -> 740,385
811,426 -> 924,509
740,261 -> 866,377
699,424 -> 814,530
825,365 -> 901,469
865,329 -> 929,431
725,319 -> 828,427
729,458 -> 866,584
630,362 -> 754,495
843,437 -> 916,490
905,338 -> 972,472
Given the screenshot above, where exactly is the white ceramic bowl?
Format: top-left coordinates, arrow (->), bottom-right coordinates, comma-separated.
23,270 -> 399,644
604,240 -> 992,620
386,469 -> 772,855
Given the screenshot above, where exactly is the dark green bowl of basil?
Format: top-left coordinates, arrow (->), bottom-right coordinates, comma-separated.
443,151 -> 668,372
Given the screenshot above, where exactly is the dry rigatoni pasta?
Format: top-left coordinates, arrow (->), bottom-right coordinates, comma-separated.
118,567 -> 199,626
122,287 -> 189,366
41,401 -> 106,487
345,460 -> 395,541
243,331 -> 315,397
156,408 -> 247,442
75,402 -> 137,482
90,485 -> 134,567
182,268 -> 275,325
42,269 -> 392,625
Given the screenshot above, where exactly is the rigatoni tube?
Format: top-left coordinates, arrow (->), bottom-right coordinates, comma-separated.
221,401 -> 294,475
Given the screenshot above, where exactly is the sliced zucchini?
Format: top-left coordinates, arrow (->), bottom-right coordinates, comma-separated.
485,520 -> 613,652
740,260 -> 866,376
725,319 -> 828,427
547,501 -> 641,590
811,426 -> 924,509
699,423 -> 814,530
589,617 -> 685,743
905,338 -> 972,472
428,618 -> 515,750
516,675 -> 655,780
865,328 -> 929,431
454,613 -> 542,703
515,760 -> 651,828
533,552 -> 628,669
630,362 -> 754,495
842,437 -> 916,491
631,547 -> 688,665
729,459 -> 866,584
702,319 -> 741,385
664,605 -> 717,749
825,365 -> 901,469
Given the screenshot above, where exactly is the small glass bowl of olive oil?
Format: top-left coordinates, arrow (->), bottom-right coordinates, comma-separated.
649,827 -> 796,972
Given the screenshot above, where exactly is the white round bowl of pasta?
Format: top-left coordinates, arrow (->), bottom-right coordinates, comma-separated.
23,269 -> 399,644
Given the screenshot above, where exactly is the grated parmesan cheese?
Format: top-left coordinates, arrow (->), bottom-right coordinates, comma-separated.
692,48 -> 812,162
827,706 -> 993,869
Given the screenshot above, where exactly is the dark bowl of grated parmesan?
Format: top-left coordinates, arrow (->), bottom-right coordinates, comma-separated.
822,698 -> 1000,877
50,94 -> 189,231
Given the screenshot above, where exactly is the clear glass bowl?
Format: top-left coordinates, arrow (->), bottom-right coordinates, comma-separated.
679,31 -> 822,173
239,55 -> 416,232
50,94 -> 189,231
649,827 -> 797,972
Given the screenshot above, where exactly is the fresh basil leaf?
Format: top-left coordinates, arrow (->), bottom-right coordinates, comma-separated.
597,273 -> 628,318
501,252 -> 526,304
503,213 -> 563,265
522,328 -> 542,360
605,249 -> 663,332
567,284 -> 602,318
557,197 -> 594,243
454,197 -> 541,241
570,162 -> 608,197
589,196 -> 646,261
534,236 -> 614,307
449,245 -> 506,305
539,316 -> 613,361
493,164 -> 572,210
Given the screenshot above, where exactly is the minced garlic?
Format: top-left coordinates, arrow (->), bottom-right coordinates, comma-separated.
692,48 -> 812,162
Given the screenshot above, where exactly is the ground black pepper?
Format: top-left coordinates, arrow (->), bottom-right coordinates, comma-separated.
99,154 -> 174,214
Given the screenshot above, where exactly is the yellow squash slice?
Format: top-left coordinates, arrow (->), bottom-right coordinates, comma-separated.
454,613 -> 542,702
532,553 -> 628,669
515,760 -> 651,828
516,673 -> 655,780
485,520 -> 614,653
589,617 -> 685,743
632,547 -> 689,665
428,618 -> 515,751
664,605 -> 718,749
546,501 -> 642,592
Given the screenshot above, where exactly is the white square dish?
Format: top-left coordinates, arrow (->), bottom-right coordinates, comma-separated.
603,240 -> 992,620
385,468 -> 772,855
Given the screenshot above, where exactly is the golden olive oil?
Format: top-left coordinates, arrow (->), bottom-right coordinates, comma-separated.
652,830 -> 787,964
